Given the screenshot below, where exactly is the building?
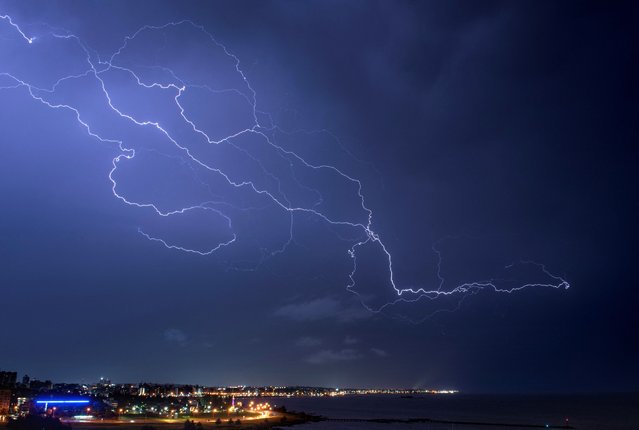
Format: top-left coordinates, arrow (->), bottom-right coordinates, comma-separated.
16,397 -> 32,416
0,389 -> 11,421
29,379 -> 53,391
0,371 -> 17,388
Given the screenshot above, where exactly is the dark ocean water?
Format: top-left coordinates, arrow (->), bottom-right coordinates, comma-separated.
274,394 -> 639,430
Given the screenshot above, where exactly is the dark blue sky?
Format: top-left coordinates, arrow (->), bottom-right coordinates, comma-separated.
0,0 -> 637,393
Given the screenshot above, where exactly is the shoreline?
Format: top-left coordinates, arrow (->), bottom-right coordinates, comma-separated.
0,412 -> 320,430
1,413 -> 577,429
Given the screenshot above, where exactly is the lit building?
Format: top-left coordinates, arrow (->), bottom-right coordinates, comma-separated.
0,389 -> 11,421
16,397 -> 32,416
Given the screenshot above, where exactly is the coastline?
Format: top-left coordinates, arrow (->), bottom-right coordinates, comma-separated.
0,412 -> 319,430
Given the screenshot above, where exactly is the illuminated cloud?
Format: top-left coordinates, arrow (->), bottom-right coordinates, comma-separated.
343,335 -> 359,345
274,297 -> 370,322
370,348 -> 388,357
164,328 -> 188,346
305,348 -> 362,365
296,336 -> 323,347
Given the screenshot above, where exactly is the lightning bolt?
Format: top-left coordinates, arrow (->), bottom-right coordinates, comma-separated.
0,14 -> 34,44
0,13 -> 569,320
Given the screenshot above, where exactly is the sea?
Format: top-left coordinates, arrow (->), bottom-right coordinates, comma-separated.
273,393 -> 639,430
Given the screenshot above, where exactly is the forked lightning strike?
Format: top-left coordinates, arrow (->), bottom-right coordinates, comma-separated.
0,14 -> 569,319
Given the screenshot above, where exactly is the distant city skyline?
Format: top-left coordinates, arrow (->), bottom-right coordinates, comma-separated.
2,369 -> 459,393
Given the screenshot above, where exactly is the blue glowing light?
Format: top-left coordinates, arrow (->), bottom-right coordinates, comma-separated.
36,400 -> 90,404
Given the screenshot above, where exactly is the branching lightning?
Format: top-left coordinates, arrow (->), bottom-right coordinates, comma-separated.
0,13 -> 34,44
0,14 -> 569,320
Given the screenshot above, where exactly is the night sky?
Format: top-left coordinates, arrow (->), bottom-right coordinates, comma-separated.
0,1 -> 637,393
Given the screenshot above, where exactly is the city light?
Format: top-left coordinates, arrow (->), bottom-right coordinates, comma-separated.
35,400 -> 90,404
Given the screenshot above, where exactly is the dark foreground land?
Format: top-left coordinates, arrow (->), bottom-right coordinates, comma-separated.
0,413 -> 320,430
1,413 -> 576,430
